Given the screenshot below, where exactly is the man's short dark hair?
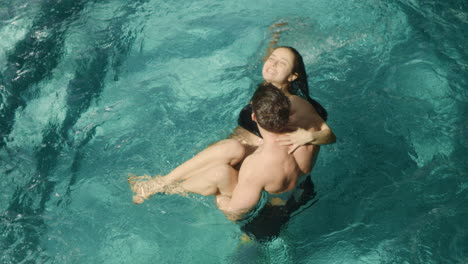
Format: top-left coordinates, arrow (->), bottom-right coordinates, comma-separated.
251,83 -> 290,133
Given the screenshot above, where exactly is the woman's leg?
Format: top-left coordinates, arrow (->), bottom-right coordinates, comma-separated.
162,139 -> 245,183
178,164 -> 238,196
129,139 -> 245,203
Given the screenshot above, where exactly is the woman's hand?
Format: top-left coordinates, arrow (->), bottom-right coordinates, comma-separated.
277,127 -> 336,153
269,22 -> 288,45
276,128 -> 313,154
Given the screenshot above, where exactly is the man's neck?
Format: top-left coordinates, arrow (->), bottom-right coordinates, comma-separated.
258,127 -> 282,145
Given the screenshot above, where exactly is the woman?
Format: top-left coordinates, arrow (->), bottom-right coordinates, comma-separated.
128,44 -> 336,204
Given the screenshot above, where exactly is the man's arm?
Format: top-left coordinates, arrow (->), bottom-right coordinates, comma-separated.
215,157 -> 265,221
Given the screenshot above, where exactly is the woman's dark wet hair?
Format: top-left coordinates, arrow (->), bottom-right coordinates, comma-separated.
278,46 -> 328,121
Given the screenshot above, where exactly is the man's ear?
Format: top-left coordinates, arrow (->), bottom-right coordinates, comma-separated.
288,73 -> 298,82
251,113 -> 257,122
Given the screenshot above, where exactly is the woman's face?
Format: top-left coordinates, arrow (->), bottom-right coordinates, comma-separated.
262,48 -> 297,88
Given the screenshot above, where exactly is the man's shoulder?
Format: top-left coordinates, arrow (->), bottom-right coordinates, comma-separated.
240,153 -> 281,182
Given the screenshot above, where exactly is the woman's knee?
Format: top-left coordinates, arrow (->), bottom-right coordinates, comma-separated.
227,139 -> 246,165
215,139 -> 246,165
215,164 -> 236,177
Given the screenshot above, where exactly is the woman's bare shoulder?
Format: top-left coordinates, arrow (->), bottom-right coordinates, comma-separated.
288,95 -> 316,112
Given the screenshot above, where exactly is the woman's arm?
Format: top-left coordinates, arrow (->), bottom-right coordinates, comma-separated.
263,22 -> 288,61
283,123 -> 336,146
278,96 -> 337,153
310,125 -> 337,144
277,125 -> 336,154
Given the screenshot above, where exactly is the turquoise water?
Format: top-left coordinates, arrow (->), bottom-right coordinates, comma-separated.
1,0 -> 467,263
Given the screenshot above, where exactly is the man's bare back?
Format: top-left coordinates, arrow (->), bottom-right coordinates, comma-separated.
216,92 -> 325,220
245,141 -> 300,194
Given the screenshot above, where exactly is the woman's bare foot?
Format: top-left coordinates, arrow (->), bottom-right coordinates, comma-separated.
128,174 -> 167,204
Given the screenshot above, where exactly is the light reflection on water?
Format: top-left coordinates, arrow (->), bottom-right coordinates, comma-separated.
0,0 -> 466,263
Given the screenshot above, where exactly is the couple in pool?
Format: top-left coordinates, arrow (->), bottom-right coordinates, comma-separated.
129,43 -> 336,240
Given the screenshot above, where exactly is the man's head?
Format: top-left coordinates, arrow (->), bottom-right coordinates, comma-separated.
251,83 -> 290,133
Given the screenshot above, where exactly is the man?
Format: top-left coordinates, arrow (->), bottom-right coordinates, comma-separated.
215,84 -> 312,221
129,84 -> 319,235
